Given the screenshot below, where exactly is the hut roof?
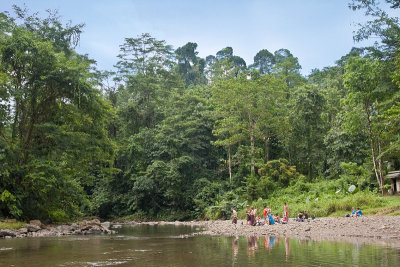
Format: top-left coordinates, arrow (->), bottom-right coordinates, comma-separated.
385,171 -> 400,179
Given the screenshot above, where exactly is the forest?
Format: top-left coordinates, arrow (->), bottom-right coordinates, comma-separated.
1,0 -> 400,222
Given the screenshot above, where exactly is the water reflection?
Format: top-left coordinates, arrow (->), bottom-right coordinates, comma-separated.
232,236 -> 238,265
0,225 -> 400,267
231,235 -> 400,266
246,236 -> 258,258
285,237 -> 290,261
241,236 -> 290,263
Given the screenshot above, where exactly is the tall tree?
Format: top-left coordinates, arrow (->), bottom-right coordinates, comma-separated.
206,47 -> 247,81
116,33 -> 182,131
343,56 -> 396,194
0,7 -> 115,220
116,33 -> 174,76
175,42 -> 207,87
349,0 -> 400,57
288,84 -> 326,178
272,49 -> 305,97
212,75 -> 285,176
250,49 -> 275,74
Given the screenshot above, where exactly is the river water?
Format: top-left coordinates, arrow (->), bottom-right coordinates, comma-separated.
1,224 -> 400,266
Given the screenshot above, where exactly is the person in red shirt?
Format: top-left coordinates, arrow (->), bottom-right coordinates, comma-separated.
284,202 -> 289,222
263,206 -> 268,221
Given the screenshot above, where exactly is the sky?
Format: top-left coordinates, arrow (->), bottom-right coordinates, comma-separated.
2,0 -> 379,75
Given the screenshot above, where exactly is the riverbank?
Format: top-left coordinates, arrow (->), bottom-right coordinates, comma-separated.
0,219 -> 113,238
2,216 -> 400,240
198,216 -> 400,240
115,215 -> 400,240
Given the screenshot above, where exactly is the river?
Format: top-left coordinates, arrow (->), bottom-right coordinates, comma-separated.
0,224 -> 400,266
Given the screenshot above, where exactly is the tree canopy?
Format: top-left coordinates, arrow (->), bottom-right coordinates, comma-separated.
1,1 -> 400,221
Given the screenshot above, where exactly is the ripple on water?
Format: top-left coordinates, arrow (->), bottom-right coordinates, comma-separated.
134,249 -> 151,252
64,238 -> 90,241
60,258 -> 134,266
0,247 -> 13,251
85,260 -> 129,266
111,235 -> 151,241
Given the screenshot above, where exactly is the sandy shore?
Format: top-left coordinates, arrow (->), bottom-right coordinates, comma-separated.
193,216 -> 400,240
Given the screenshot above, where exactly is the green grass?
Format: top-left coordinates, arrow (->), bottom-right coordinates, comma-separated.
361,195 -> 400,216
237,191 -> 400,219
0,221 -> 26,229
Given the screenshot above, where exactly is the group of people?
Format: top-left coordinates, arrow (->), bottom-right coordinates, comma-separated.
295,210 -> 309,222
345,207 -> 363,217
231,202 -> 290,226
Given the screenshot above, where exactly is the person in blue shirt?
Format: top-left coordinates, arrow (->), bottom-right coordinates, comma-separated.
268,213 -> 275,225
351,207 -> 357,217
356,208 -> 363,216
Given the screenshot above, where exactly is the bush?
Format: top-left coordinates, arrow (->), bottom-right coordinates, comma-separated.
0,190 -> 22,218
48,210 -> 69,223
204,205 -> 227,220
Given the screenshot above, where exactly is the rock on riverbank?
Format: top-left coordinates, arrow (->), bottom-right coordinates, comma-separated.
199,216 -> 400,240
0,219 -> 114,239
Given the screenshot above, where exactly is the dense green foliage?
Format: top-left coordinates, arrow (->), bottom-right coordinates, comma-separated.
0,1 -> 400,222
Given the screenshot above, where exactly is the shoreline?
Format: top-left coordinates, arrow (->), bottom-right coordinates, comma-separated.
117,216 -> 400,242
1,216 -> 400,242
196,216 -> 400,240
0,219 -> 113,238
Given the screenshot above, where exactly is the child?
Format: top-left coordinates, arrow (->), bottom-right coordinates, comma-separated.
356,208 -> 363,217
246,205 -> 251,225
231,208 -> 238,225
274,213 -> 281,224
351,207 -> 357,217
297,211 -> 304,222
303,210 -> 309,220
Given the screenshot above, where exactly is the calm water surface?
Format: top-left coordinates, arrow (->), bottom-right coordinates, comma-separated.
0,224 -> 400,266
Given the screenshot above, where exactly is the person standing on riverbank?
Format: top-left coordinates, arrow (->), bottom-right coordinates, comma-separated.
284,202 -> 289,222
246,205 -> 251,225
263,206 -> 268,221
250,206 -> 257,226
231,208 -> 238,226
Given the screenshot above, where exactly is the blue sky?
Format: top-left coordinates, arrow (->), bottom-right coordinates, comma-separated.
2,0 -> 377,75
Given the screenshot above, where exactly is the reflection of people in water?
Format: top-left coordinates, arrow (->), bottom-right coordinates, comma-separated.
247,236 -> 258,257
232,236 -> 238,264
270,236 -> 275,248
264,236 -> 270,250
263,235 -> 276,251
285,237 -> 290,261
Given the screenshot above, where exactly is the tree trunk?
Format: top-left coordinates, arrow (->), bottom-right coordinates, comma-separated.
228,144 -> 232,184
378,141 -> 384,195
250,122 -> 255,175
365,103 -> 383,194
265,136 -> 270,163
12,100 -> 19,139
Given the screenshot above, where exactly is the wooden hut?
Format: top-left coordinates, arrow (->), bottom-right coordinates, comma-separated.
386,171 -> 400,194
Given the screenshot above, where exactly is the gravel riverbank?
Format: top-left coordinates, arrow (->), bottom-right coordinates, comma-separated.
2,216 -> 400,241
197,216 -> 400,240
